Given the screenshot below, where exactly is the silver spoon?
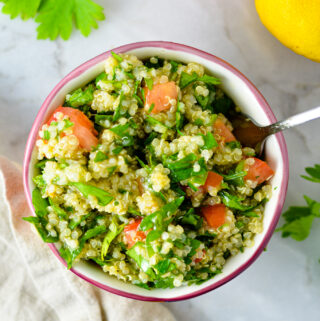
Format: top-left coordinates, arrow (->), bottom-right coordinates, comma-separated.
231,106 -> 320,154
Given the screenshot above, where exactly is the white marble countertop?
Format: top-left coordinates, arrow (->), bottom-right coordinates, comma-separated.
1,0 -> 320,320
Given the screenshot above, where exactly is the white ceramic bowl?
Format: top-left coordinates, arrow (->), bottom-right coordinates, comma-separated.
23,41 -> 289,301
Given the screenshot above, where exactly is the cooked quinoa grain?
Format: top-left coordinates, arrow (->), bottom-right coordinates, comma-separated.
26,52 -> 274,289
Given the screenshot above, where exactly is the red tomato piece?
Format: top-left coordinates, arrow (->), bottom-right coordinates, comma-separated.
47,106 -> 98,151
203,171 -> 223,192
124,218 -> 147,249
201,204 -> 227,229
144,81 -> 178,114
244,157 -> 274,185
213,119 -> 236,143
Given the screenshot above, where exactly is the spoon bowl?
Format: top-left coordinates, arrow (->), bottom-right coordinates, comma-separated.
231,106 -> 320,155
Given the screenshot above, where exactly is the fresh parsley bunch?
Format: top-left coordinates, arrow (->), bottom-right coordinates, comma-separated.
277,164 -> 320,241
0,0 -> 105,40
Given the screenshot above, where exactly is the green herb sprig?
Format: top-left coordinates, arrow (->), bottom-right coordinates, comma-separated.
277,164 -> 320,241
1,0 -> 105,40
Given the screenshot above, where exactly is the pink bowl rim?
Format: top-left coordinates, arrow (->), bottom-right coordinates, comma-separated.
23,41 -> 289,302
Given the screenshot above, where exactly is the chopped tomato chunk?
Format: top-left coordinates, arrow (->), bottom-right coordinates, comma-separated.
244,157 -> 274,185
213,119 -> 236,143
201,204 -> 227,229
144,81 -> 178,114
47,106 -> 98,151
124,218 -> 147,249
203,171 -> 223,192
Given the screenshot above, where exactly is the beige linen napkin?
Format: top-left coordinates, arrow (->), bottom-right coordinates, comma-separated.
0,156 -> 176,321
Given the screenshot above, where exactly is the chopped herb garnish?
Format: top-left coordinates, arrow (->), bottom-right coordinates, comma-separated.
43,130 -> 50,140
94,114 -> 113,128
222,170 -> 247,181
35,158 -> 54,170
171,184 -> 186,196
128,207 -> 141,216
69,212 -> 92,230
95,72 -> 107,85
33,175 -> 46,191
152,190 -> 167,203
179,71 -> 220,90
94,151 -> 108,162
109,123 -> 130,137
124,71 -> 135,79
148,103 -> 155,114
187,182 -> 198,192
235,221 -> 245,229
133,94 -> 143,107
145,116 -> 170,129
219,190 -> 254,211
112,146 -> 123,155
141,88 -> 146,104
140,197 -> 184,231
226,141 -> 242,149
176,101 -> 184,134
195,231 -> 217,244
22,216 -> 58,243
179,209 -> 203,229
101,216 -> 124,260
126,242 -> 156,279
22,188 -> 58,243
145,230 -> 162,256
58,159 -> 69,169
63,119 -> 74,130
154,259 -> 175,274
134,80 -> 140,94
121,135 -> 134,146
145,78 -> 153,90
200,132 -> 218,150
107,166 -> 117,177
60,224 -> 107,269
212,94 -> 234,114
240,211 -> 259,218
165,153 -> 197,182
169,60 -> 179,73
48,198 -> 67,219
112,91 -> 125,122
195,92 -> 210,109
145,132 -> 158,145
31,188 -> 49,217
229,160 -> 246,186
111,51 -> 123,62
66,84 -> 94,108
136,156 -> 151,173
198,74 -> 221,85
70,182 -> 113,206
179,72 -> 199,89
165,154 -> 207,185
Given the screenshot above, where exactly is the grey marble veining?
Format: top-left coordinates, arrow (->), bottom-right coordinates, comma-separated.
1,0 -> 320,320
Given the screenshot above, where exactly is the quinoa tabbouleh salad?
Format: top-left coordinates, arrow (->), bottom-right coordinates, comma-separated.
25,52 -> 274,289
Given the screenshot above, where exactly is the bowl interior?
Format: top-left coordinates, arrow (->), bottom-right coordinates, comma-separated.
25,44 -> 287,301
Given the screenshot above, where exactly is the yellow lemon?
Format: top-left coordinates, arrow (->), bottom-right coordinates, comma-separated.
255,0 -> 320,62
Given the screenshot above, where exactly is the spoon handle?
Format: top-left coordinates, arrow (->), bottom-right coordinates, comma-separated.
264,106 -> 320,134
